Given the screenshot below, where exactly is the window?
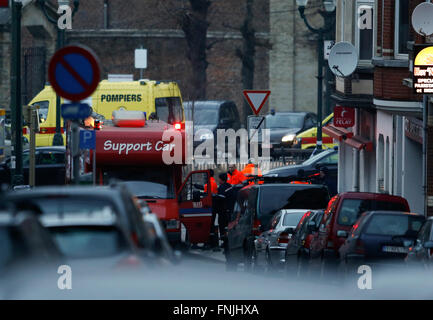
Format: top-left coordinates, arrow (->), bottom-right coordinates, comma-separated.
38,151 -> 65,165
32,101 -> 49,123
355,1 -> 374,62
395,0 -> 411,58
317,152 -> 339,166
155,97 -> 183,124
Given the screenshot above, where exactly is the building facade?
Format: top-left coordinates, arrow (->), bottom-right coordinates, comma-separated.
328,0 -> 432,215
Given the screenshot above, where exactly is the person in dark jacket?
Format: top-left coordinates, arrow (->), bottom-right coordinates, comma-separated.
216,173 -> 235,249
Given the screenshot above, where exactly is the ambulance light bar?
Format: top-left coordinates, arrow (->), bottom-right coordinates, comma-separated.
112,110 -> 146,128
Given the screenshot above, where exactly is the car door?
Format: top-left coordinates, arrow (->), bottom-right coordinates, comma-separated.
178,170 -> 213,244
36,150 -> 65,186
267,213 -> 282,247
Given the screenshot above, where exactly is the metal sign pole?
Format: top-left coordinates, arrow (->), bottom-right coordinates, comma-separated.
29,106 -> 36,187
93,147 -> 96,185
72,120 -> 80,185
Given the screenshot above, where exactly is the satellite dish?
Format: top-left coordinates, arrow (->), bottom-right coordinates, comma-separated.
412,2 -> 433,37
328,42 -> 358,78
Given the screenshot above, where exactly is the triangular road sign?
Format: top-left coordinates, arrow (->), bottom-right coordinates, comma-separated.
243,90 -> 271,115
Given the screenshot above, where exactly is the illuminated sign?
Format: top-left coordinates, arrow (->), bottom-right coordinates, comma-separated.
333,106 -> 355,128
413,45 -> 433,94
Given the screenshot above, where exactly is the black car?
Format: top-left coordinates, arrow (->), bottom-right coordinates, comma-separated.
284,209 -> 324,277
184,101 -> 242,158
0,146 -> 66,186
225,183 -> 330,271
5,185 -> 158,255
265,147 -> 338,196
339,211 -> 425,277
264,111 -> 317,158
405,217 -> 433,268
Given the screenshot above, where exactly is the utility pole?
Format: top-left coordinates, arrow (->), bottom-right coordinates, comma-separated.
10,0 -> 24,186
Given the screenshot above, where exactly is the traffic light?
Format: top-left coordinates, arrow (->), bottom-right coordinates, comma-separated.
0,0 -> 8,8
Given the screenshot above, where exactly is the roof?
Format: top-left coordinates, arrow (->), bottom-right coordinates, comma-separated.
338,192 -> 408,202
183,101 -> 235,109
363,210 -> 422,217
6,186 -> 121,201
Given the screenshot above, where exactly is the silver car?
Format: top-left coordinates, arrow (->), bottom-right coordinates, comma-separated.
255,209 -> 309,269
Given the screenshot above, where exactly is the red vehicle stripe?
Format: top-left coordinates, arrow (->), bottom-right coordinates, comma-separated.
301,137 -> 334,145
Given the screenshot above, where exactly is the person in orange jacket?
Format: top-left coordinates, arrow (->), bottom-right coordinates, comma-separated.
242,159 -> 263,184
227,164 -> 247,185
204,169 -> 218,194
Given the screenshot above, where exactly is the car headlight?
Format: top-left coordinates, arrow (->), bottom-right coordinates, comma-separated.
282,134 -> 296,143
199,133 -> 213,140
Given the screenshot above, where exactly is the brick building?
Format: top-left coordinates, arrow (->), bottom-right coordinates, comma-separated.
328,0 -> 432,215
0,0 -> 270,124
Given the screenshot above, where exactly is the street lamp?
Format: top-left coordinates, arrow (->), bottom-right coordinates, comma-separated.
37,0 -> 80,146
296,0 -> 335,154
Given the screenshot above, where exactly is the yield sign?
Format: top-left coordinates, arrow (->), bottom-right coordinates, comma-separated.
243,90 -> 271,115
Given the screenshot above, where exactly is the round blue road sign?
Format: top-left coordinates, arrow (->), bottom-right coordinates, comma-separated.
48,45 -> 101,101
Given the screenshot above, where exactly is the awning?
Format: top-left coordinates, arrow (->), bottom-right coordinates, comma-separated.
345,135 -> 373,152
322,124 -> 354,142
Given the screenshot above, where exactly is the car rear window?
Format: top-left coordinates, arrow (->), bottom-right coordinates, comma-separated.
282,211 -> 306,227
364,214 -> 424,236
49,226 -> 129,259
337,199 -> 408,226
258,186 -> 329,223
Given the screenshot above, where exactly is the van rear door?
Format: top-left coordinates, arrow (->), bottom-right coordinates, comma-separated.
177,170 -> 213,244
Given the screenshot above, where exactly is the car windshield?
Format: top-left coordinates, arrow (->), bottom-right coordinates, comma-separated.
365,214 -> 424,237
302,150 -> 334,166
104,166 -> 175,198
258,186 -> 329,227
337,199 -> 408,226
193,108 -> 219,126
266,114 -> 304,129
49,226 -> 129,259
0,227 -> 28,270
282,211 -> 306,227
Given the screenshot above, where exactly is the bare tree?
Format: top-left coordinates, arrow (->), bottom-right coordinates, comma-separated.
235,0 -> 271,124
178,0 -> 212,100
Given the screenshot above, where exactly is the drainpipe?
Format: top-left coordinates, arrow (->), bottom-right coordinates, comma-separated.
353,108 -> 360,192
104,0 -> 109,29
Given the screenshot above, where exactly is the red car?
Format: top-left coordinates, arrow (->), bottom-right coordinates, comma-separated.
307,192 -> 410,277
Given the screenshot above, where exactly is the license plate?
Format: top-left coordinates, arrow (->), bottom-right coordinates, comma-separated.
382,246 -> 408,253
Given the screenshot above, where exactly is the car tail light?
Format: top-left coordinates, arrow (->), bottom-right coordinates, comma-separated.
278,232 -> 290,244
252,219 -> 261,236
131,232 -> 139,246
174,122 -> 182,130
355,239 -> 365,255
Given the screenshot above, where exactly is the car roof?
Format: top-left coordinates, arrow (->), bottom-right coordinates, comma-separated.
6,186 -> 120,199
363,210 -> 423,217
252,183 -> 327,189
40,212 -> 119,227
338,192 -> 408,202
279,209 -> 310,214
183,101 -> 234,109
266,111 -> 308,116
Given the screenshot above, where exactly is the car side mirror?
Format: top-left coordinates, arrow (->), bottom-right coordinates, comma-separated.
337,230 -> 348,238
423,241 -> 433,249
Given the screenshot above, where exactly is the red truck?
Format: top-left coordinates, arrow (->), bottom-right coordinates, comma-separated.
76,112 -> 214,247
307,192 -> 410,277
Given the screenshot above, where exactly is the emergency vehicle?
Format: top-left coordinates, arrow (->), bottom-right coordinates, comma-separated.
292,113 -> 336,149
26,80 -> 184,147
73,111 -> 213,246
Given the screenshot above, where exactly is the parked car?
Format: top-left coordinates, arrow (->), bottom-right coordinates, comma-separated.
0,212 -> 62,279
405,217 -> 433,269
265,146 -> 338,196
184,101 -> 242,159
225,183 -> 330,271
284,210 -> 324,277
339,211 -> 424,278
255,209 -> 309,270
39,209 -> 144,268
5,186 -> 158,256
307,192 -> 411,278
0,146 -> 65,186
264,111 -> 317,158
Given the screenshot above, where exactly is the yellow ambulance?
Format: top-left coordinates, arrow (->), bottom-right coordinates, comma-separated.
292,113 -> 336,149
27,79 -> 184,146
